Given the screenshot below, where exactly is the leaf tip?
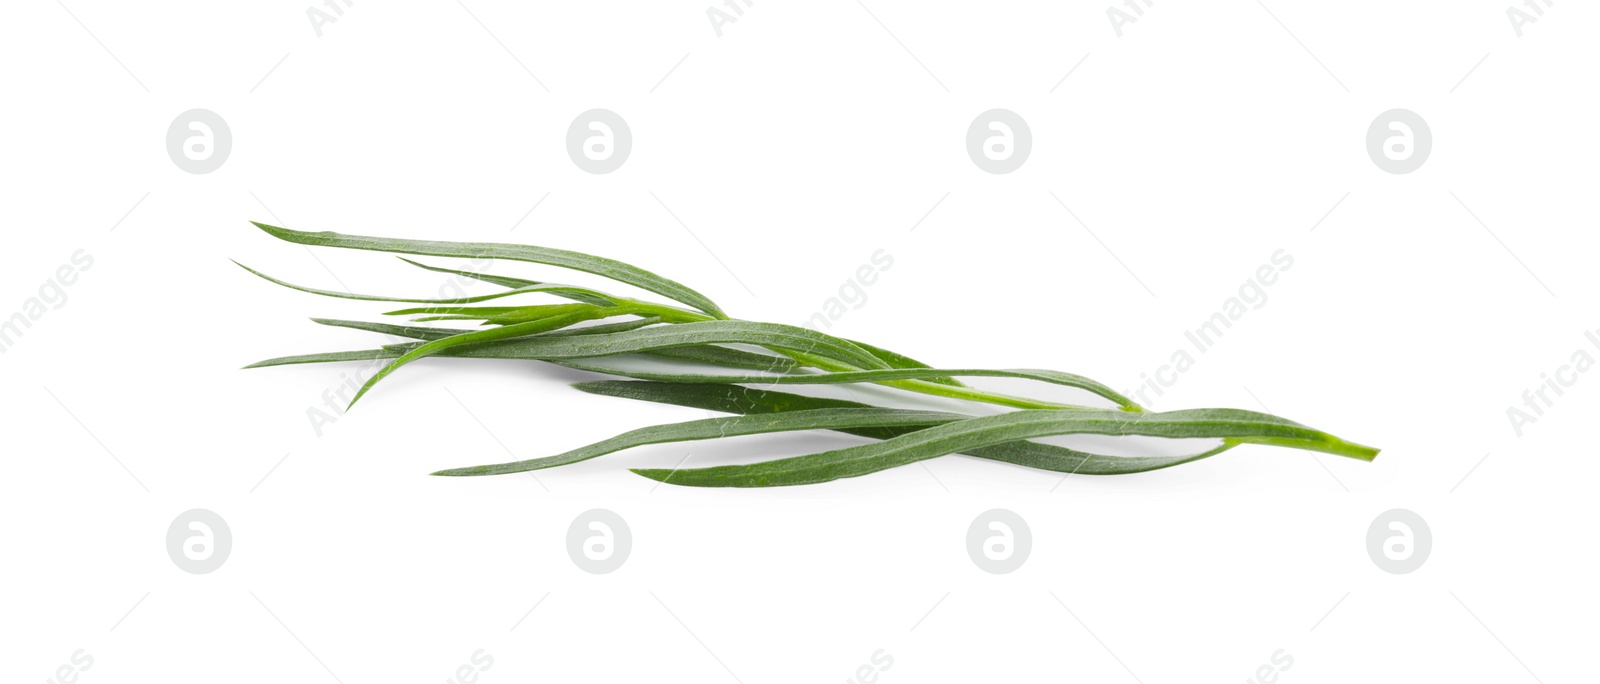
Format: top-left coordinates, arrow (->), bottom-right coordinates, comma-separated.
345,387 -> 371,412
251,220 -> 287,234
628,468 -> 672,482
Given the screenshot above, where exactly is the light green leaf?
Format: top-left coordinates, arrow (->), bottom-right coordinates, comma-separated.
845,338 -> 966,388
346,308 -> 615,407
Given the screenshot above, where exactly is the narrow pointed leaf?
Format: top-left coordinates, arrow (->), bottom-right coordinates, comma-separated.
573,381 -> 1230,474
539,317 -> 664,338
552,366 -> 1135,409
632,408 -> 1380,487
244,349 -> 398,368
312,317 -> 470,341
630,346 -> 800,372
432,408 -> 958,476
347,309 -> 612,406
252,222 -> 728,318
235,261 -> 620,307
414,320 -> 890,370
845,338 -> 966,388
396,257 -> 542,290
316,315 -> 792,371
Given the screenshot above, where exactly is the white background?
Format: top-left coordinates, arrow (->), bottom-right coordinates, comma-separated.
2,1 -> 1596,682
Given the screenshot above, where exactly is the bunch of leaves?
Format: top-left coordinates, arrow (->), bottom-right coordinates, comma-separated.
243,222 -> 1378,487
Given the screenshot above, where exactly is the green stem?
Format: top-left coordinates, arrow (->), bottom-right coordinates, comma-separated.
616,299 -> 717,323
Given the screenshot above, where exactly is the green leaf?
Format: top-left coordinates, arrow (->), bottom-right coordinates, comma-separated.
395,258 -> 697,312
632,407 -> 1380,487
417,320 -> 890,371
311,317 -> 469,341
845,338 -> 967,388
432,408 -> 959,476
252,222 -> 728,318
385,303 -> 601,326
538,317 -> 665,338
313,316 -> 793,371
382,305 -> 550,317
572,381 -> 1230,474
629,346 -> 799,372
551,365 -> 1135,410
244,349 -> 399,369
395,257 -> 546,290
346,308 -> 615,407
235,261 -> 621,307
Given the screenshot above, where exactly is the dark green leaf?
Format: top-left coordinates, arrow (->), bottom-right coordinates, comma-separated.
252,222 -> 728,318
432,408 -> 958,476
632,407 -> 1379,487
234,261 -> 620,307
573,381 -> 1230,474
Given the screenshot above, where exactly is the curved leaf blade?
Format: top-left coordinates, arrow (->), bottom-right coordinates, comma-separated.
244,349 -> 398,368
235,261 -> 620,307
553,365 -> 1135,410
346,308 -> 612,407
432,408 -> 958,476
252,222 -> 728,318
845,338 -> 966,388
572,380 -> 1231,474
632,408 -> 1380,487
248,317 -> 807,377
311,317 -> 470,341
426,320 -> 889,370
395,257 -> 540,290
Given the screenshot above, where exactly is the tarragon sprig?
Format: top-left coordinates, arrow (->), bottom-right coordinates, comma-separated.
243,222 -> 1378,487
